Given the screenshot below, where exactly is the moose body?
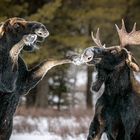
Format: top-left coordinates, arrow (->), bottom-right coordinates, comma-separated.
88,52 -> 140,140
80,20 -> 140,140
0,17 -> 75,140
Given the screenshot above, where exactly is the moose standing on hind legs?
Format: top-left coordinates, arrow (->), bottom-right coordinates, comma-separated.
0,17 -> 77,140
80,20 -> 140,140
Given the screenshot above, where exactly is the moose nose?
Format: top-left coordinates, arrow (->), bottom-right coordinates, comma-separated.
87,56 -> 93,61
81,47 -> 94,63
35,27 -> 49,38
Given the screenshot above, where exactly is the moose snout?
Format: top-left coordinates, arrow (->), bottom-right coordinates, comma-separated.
81,47 -> 103,63
29,22 -> 49,38
81,47 -> 94,63
35,27 -> 49,38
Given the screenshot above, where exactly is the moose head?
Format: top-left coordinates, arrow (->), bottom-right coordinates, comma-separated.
81,20 -> 140,73
0,17 -> 49,51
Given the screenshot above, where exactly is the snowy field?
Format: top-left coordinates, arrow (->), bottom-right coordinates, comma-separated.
11,134 -> 86,140
11,115 -> 91,140
10,69 -> 90,140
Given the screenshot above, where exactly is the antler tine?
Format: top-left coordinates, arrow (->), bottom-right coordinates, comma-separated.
131,22 -> 136,33
91,31 -> 96,43
121,19 -> 127,32
91,30 -> 99,46
91,28 -> 105,48
115,24 -> 120,32
96,28 -> 100,41
115,19 -> 140,47
115,19 -> 128,47
115,19 -> 127,32
96,28 -> 102,47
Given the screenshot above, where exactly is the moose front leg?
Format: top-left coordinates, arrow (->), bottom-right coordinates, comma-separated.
91,80 -> 104,92
91,68 -> 107,92
22,59 -> 72,93
1,34 -> 37,92
20,51 -> 82,94
9,34 -> 37,66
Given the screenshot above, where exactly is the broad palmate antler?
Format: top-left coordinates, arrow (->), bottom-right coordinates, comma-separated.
115,19 -> 140,47
90,20 -> 140,72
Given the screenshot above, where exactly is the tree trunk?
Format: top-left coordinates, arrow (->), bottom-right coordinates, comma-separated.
85,21 -> 93,109
26,87 -> 36,107
34,74 -> 49,108
86,66 -> 93,109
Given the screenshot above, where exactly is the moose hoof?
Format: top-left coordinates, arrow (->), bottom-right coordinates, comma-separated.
91,83 -> 101,92
23,34 -> 37,46
87,131 -> 96,140
87,135 -> 94,140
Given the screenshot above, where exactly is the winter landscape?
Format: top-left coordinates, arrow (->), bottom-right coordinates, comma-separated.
11,114 -> 90,140
1,1 -> 140,140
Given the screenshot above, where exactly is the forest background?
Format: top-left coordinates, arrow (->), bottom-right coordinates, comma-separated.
1,0 -> 140,109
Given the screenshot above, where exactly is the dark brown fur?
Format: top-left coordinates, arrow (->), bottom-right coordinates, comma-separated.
82,47 -> 140,140
0,17 -> 50,140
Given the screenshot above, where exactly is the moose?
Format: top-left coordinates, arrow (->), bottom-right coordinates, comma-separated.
80,20 -> 140,140
0,17 -> 78,140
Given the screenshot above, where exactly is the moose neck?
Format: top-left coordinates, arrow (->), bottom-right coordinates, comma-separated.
103,64 -> 132,96
0,35 -> 20,51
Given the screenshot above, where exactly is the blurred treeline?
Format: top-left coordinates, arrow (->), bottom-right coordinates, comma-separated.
1,0 -> 140,109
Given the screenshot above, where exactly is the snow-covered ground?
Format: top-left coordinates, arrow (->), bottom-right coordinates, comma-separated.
11,134 -> 86,140
11,115 -> 91,140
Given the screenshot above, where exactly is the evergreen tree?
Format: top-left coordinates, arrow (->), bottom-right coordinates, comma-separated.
0,0 -> 140,108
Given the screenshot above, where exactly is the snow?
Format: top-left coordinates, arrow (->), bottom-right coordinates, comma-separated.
11,134 -> 62,140
11,116 -> 89,140
11,134 -> 86,140
76,71 -> 87,86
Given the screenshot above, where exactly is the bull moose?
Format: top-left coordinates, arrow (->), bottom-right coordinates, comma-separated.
80,20 -> 140,140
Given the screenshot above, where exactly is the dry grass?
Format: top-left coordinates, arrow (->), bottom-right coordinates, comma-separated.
14,106 -> 94,137
13,119 -> 38,133
15,106 -> 94,118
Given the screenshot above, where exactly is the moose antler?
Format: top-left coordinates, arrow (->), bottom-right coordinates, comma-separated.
114,19 -> 140,71
91,28 -> 106,48
89,20 -> 140,72
91,28 -> 123,53
115,19 -> 140,47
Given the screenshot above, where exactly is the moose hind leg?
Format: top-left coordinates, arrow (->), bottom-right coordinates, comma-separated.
0,119 -> 13,140
87,116 -> 101,140
132,122 -> 140,140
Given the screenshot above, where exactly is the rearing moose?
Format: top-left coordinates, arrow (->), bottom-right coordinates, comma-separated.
81,20 -> 140,140
0,17 -> 77,140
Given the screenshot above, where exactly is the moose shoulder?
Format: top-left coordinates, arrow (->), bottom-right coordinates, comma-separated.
81,20 -> 140,140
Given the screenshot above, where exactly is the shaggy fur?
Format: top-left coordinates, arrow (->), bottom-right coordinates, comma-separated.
0,17 -> 73,140
83,48 -> 140,140
0,17 -> 50,140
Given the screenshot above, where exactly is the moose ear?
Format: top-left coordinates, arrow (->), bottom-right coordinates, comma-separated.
0,19 -> 12,38
126,56 -> 140,72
